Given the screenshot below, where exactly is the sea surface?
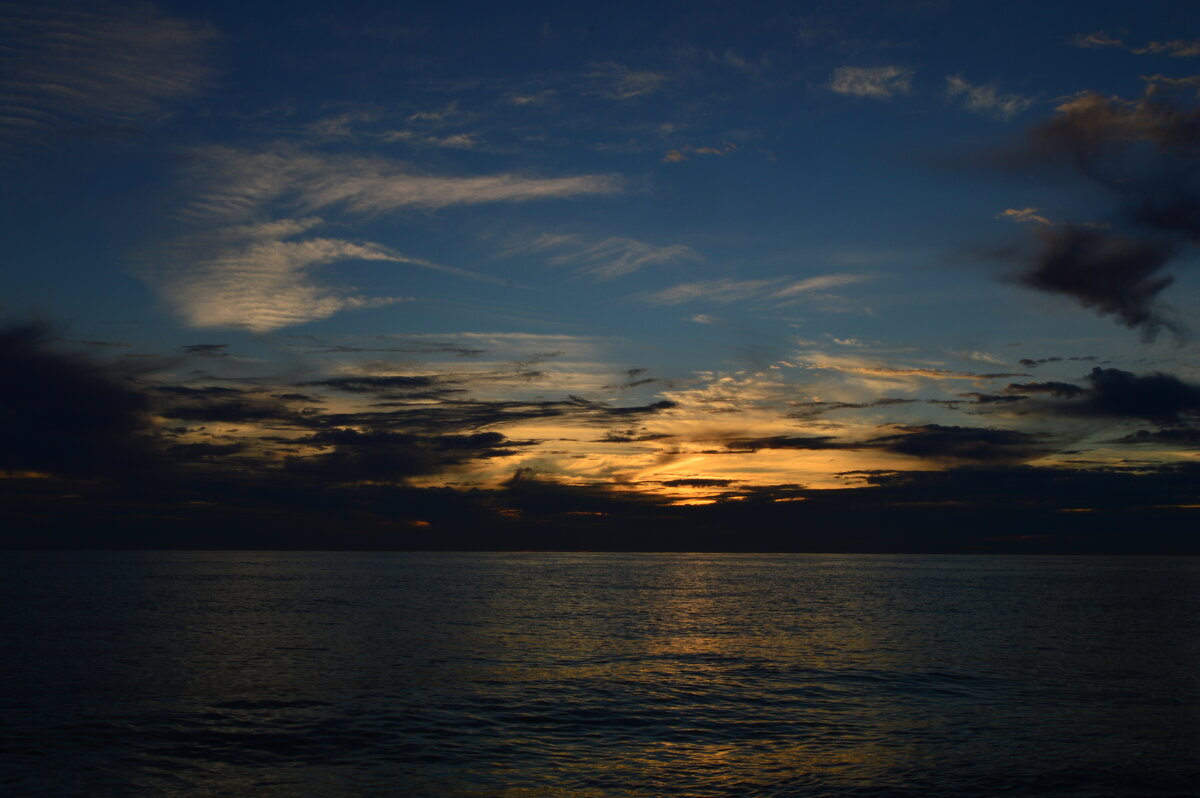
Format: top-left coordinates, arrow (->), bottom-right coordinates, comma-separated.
2,552 -> 1199,797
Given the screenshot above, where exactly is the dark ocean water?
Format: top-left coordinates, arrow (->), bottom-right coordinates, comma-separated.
2,552 -> 1199,797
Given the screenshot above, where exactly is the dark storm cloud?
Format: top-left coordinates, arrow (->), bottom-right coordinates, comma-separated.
1011,367 -> 1200,424
285,428 -> 531,482
1004,380 -> 1087,398
1071,367 -> 1200,422
987,84 -> 1200,336
661,478 -> 738,487
0,322 -> 157,475
864,424 -> 1051,464
156,385 -> 321,426
1011,226 -> 1180,337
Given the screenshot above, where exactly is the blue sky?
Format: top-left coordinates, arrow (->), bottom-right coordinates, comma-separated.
2,1 -> 1199,549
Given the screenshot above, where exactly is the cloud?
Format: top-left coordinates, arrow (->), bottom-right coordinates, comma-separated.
147,218 -> 415,332
183,344 -> 230,358
380,130 -> 482,149
156,143 -> 614,330
724,435 -> 847,451
1066,367 -> 1200,423
796,354 -> 1025,381
946,76 -> 1034,119
1005,380 -> 1088,398
0,323 -> 157,476
156,384 -> 317,426
6,317 -> 1200,552
1008,225 -> 1180,338
1071,31 -> 1200,57
829,66 -> 913,99
1138,74 -> 1200,97
982,84 -> 1200,336
789,397 -> 919,419
285,428 -> 531,483
772,273 -> 869,301
587,63 -> 667,99
1132,40 -> 1200,57
0,3 -> 214,145
997,207 -> 1053,225
1070,31 -> 1126,49
1008,367 -> 1200,423
305,364 -> 547,399
509,233 -> 702,280
865,424 -> 1051,464
184,146 -> 623,220
1016,356 -> 1097,367
638,274 -> 867,305
661,142 -> 738,163
1114,428 -> 1200,446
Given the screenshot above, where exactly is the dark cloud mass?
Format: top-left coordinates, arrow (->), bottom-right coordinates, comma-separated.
1015,226 -> 1179,337
0,323 -> 156,475
995,85 -> 1200,336
285,428 -> 530,482
866,424 -> 1050,464
1005,368 -> 1200,423
1076,367 -> 1200,423
2,324 -> 1198,553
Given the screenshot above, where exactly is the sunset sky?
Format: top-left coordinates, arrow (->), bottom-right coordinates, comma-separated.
3,0 -> 1199,551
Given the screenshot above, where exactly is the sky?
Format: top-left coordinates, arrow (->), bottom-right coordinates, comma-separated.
2,0 -> 1200,551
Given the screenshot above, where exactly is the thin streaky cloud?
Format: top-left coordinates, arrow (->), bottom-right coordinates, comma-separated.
0,3 -> 213,145
1071,31 -> 1200,58
638,278 -> 783,305
829,66 -> 913,99
509,233 -> 702,280
773,274 -> 869,299
183,147 -> 623,221
1071,31 -> 1125,49
1132,40 -> 1200,57
639,274 -> 868,306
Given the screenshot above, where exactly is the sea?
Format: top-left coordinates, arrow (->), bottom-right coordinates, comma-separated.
2,552 -> 1198,797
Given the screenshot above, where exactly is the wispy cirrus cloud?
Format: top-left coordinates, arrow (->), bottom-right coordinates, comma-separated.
183,146 -> 623,220
1072,31 -> 1200,57
637,274 -> 868,306
0,3 -> 214,146
507,233 -> 702,280
146,147 -> 623,330
946,75 -> 1034,119
829,66 -> 913,99
795,354 -> 1026,382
